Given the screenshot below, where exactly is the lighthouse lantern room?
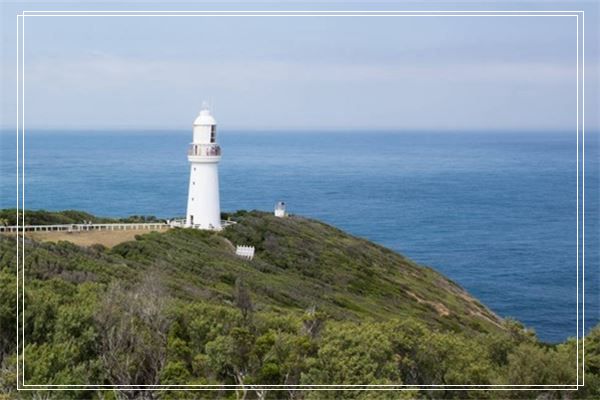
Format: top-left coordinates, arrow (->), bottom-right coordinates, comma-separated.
185,104 -> 222,230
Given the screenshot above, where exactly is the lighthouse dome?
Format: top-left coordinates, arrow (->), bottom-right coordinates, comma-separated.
193,108 -> 216,126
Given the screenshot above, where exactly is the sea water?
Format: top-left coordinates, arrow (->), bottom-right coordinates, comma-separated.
0,129 -> 597,343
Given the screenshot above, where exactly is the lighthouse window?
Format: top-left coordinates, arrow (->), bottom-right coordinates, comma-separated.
210,126 -> 216,143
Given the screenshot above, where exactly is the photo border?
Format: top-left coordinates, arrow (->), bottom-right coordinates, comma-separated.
14,9 -> 586,392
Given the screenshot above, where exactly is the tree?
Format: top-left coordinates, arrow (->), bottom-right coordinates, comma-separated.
94,273 -> 170,398
0,271 -> 16,366
205,328 -> 257,400
303,322 -> 401,391
235,278 -> 253,323
573,326 -> 600,399
301,305 -> 324,340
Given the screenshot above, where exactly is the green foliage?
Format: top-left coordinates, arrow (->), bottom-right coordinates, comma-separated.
0,209 -> 598,399
304,322 -> 400,385
117,215 -> 163,223
0,208 -> 162,226
0,270 -> 17,365
0,209 -> 105,226
575,326 -> 600,398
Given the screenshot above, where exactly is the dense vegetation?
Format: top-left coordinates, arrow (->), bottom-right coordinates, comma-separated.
0,209 -> 162,226
0,210 -> 597,399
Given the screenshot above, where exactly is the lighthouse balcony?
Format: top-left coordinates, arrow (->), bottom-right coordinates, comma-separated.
188,144 -> 221,157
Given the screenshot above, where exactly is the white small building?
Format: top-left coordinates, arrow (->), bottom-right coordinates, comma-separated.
185,104 -> 222,230
274,201 -> 287,218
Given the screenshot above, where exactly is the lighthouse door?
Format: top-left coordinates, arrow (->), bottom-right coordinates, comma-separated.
190,215 -> 194,225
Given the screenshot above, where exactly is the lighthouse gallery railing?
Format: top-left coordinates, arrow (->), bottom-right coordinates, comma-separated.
188,144 -> 221,157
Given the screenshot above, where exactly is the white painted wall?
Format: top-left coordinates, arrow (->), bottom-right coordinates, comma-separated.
185,107 -> 222,230
193,124 -> 212,144
192,108 -> 217,143
274,201 -> 286,217
186,162 -> 221,229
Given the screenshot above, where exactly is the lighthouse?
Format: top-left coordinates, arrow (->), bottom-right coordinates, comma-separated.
185,105 -> 222,230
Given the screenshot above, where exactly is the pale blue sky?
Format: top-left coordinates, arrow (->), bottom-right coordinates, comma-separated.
1,1 -> 598,131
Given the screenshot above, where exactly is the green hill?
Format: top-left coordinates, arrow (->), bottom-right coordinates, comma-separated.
0,210 -> 597,399
221,211 -> 501,333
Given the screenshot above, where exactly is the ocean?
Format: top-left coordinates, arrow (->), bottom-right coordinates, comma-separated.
0,129 -> 597,343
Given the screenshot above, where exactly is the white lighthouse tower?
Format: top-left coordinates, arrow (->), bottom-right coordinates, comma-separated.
185,105 -> 222,230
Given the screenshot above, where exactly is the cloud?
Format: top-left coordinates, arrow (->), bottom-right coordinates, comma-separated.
12,52 -> 591,130
25,52 -> 577,93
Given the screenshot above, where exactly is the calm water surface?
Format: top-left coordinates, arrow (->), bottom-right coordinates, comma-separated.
0,129 -> 597,343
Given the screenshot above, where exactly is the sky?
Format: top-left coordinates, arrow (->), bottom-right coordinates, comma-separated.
0,1 -> 598,131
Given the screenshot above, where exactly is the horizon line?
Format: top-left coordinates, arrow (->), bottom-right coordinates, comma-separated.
0,127 -> 584,134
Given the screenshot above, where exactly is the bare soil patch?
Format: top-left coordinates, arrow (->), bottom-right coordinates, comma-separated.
26,228 -> 169,248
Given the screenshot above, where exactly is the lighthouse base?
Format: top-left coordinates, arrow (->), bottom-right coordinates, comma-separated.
185,162 -> 221,231
185,223 -> 223,231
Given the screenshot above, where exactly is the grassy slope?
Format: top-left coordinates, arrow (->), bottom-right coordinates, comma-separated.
4,209 -> 503,335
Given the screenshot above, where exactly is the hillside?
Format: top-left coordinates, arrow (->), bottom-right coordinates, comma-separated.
0,210 -> 597,399
221,211 -> 502,333
5,210 -> 500,334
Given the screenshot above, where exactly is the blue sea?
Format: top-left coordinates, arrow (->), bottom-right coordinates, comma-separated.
0,129 -> 597,343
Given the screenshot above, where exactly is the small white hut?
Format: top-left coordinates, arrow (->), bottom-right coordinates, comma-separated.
274,201 -> 287,218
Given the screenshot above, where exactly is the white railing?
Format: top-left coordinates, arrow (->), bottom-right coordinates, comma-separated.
168,219 -> 237,229
0,219 -> 239,233
188,143 -> 221,157
168,219 -> 186,228
221,220 -> 237,228
0,222 -> 169,233
235,245 -> 255,260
